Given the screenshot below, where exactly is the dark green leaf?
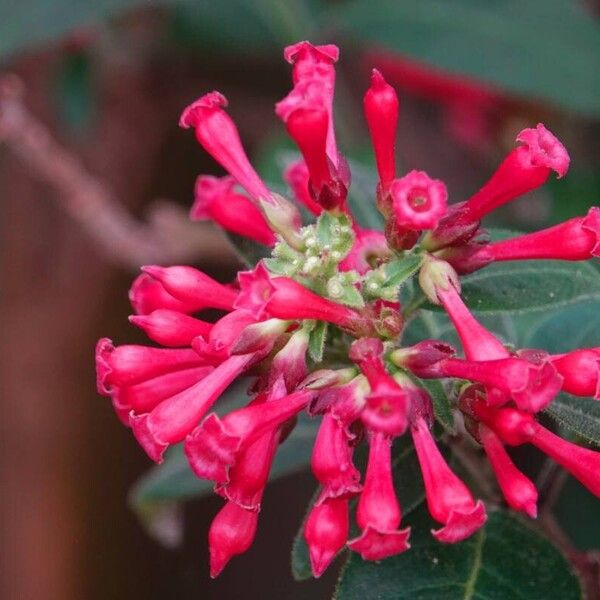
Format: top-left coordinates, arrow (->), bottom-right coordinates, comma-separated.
417,377 -> 455,432
458,260 -> 600,314
545,394 -> 600,448
385,254 -> 423,288
335,0 -> 600,116
524,299 -> 600,353
335,506 -> 581,600
308,321 -> 328,363
225,231 -> 271,267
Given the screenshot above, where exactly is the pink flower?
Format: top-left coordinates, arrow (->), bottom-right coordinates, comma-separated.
304,497 -> 349,577
551,348 -> 600,399
390,339 -> 456,373
339,228 -> 391,275
141,265 -> 238,312
107,366 -> 213,423
348,431 -> 411,559
390,170 -> 448,230
192,309 -> 258,362
363,69 -> 399,191
129,352 -> 258,462
474,402 -> 600,499
128,273 -> 199,315
477,207 -> 600,262
517,123 -> 570,177
192,175 -> 277,246
421,356 -> 562,412
215,391 -> 281,511
311,412 -> 362,504
284,159 -> 323,215
479,424 -> 538,518
95,338 -> 206,393
236,262 -> 362,328
461,124 -> 569,222
349,338 -> 409,436
180,92 -> 272,203
277,42 -> 348,212
425,124 -> 569,250
129,309 -> 212,347
411,416 -> 487,542
184,384 -> 315,483
281,41 -> 339,163
209,501 -> 258,578
265,327 -> 310,392
427,266 -> 508,360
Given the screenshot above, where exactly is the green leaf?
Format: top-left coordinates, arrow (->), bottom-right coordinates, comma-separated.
225,231 -> 271,267
335,0 -> 600,116
417,377 -> 455,433
335,506 -> 582,600
385,254 -> 423,288
457,260 -> 600,314
524,299 -> 600,353
308,321 -> 328,362
545,394 -> 600,448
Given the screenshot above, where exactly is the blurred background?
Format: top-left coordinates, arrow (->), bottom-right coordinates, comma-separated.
1,1 -> 599,598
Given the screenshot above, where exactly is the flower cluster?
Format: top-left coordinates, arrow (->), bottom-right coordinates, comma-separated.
96,41 -> 600,578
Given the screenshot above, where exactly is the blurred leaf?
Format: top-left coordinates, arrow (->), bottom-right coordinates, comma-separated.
335,506 -> 582,599
173,0 -> 324,53
555,475 -> 600,551
0,0 -> 168,58
225,232 -> 270,267
335,0 -> 600,115
129,379 -> 319,544
130,412 -> 318,506
545,394 -> 600,448
548,170 -> 600,224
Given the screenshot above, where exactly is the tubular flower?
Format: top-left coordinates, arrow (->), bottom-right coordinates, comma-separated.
348,431 -> 411,559
276,42 -> 348,212
209,500 -> 259,578
479,424 -> 538,518
141,265 -> 238,312
411,416 -> 487,542
192,175 -> 277,246
304,497 -> 349,577
551,348 -> 600,399
236,262 -> 363,329
129,309 -> 212,347
471,207 -> 600,265
425,123 -> 570,250
466,398 -> 600,500
284,159 -> 323,216
96,41 -> 600,579
364,69 -> 399,197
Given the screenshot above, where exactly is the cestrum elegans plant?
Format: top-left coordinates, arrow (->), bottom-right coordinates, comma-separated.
96,41 -> 600,592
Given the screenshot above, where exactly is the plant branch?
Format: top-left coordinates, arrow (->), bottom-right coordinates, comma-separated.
0,74 -> 225,270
